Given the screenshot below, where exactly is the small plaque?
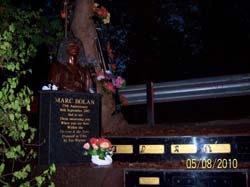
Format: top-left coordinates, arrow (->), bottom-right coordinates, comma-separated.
171,144 -> 197,154
112,145 -> 133,154
139,177 -> 160,185
139,144 -> 165,154
203,144 -> 231,153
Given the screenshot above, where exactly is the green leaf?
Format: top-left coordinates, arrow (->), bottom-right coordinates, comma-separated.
9,113 -> 15,121
20,132 -> 26,138
20,181 -> 30,187
49,163 -> 56,174
35,176 -> 45,187
9,24 -> 15,32
48,182 -> 55,187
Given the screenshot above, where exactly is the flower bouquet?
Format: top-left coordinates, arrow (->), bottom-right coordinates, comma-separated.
83,137 -> 113,165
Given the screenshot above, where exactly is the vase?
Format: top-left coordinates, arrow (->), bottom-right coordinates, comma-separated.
91,155 -> 113,166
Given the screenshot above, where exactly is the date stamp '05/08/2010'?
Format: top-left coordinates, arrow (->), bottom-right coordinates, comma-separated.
185,158 -> 238,169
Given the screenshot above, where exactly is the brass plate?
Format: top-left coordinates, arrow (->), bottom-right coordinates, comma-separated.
139,177 -> 160,185
139,144 -> 165,154
203,144 -> 231,153
171,144 -> 197,154
112,145 -> 133,154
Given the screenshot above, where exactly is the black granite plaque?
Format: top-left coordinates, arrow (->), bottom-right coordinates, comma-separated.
125,169 -> 248,187
39,91 -> 101,165
108,135 -> 250,163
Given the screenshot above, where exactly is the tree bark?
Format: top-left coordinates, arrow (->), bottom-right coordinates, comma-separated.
71,0 -> 128,133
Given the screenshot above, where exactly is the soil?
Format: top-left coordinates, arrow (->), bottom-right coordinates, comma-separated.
103,118 -> 250,136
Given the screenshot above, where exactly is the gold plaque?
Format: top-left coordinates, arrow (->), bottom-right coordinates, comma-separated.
139,177 -> 160,185
112,145 -> 133,154
139,144 -> 165,154
171,144 -> 197,154
203,144 -> 231,153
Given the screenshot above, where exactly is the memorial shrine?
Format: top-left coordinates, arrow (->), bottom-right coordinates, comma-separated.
1,0 -> 250,187
36,1 -> 250,186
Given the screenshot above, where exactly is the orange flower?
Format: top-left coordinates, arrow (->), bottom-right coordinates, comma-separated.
99,138 -> 112,149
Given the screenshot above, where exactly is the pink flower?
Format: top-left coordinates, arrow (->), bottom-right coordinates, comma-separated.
103,82 -> 115,93
92,144 -> 99,150
83,142 -> 90,150
114,76 -> 125,88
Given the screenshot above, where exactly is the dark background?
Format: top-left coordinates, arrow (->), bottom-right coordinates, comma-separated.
30,0 -> 250,124
102,0 -> 250,123
104,0 -> 250,84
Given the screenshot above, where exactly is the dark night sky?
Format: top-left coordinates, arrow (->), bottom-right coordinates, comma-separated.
105,0 -> 250,84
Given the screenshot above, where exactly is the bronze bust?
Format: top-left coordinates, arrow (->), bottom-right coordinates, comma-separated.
48,38 -> 95,93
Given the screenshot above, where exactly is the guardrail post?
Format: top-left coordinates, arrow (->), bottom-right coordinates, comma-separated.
146,81 -> 155,127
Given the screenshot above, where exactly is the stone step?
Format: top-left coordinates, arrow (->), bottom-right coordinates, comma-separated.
125,169 -> 250,187
49,163 -> 250,187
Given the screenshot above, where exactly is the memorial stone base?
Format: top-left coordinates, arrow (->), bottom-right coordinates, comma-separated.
37,91 -> 250,186
49,131 -> 250,186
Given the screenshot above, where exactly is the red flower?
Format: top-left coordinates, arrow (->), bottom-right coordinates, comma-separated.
107,42 -> 114,60
96,6 -> 109,17
60,10 -> 67,19
92,4 -> 109,18
103,82 -> 115,93
120,95 -> 129,106
111,64 -> 116,71
99,138 -> 112,149
89,137 -> 98,145
97,71 -> 105,81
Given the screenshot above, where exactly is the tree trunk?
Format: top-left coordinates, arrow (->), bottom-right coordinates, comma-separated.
71,0 -> 128,133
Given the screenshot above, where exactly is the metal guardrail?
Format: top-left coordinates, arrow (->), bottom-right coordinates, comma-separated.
119,73 -> 250,105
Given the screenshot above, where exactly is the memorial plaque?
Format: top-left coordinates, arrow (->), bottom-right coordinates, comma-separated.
108,136 -> 250,162
125,169 -> 248,187
202,144 -> 231,154
39,91 -> 101,165
171,144 -> 197,154
139,144 -> 165,154
112,145 -> 133,154
139,177 -> 160,185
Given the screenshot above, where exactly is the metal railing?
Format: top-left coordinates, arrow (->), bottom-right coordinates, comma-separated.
119,73 -> 250,105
